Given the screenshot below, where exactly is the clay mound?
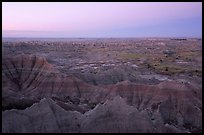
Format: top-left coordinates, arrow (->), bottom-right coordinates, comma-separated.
2,54 -> 98,110
3,97 -> 188,133
81,96 -> 156,133
2,98 -> 83,133
2,54 -> 54,110
2,55 -> 110,113
106,80 -> 202,133
2,54 -> 54,92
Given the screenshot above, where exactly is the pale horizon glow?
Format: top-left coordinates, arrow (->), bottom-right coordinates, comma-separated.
2,2 -> 202,38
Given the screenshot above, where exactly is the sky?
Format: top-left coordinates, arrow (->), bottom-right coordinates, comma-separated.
2,2 -> 202,38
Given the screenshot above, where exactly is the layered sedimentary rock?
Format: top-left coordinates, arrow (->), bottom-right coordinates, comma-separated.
2,98 -> 83,133
2,97 -> 191,133
2,54 -> 105,111
106,80 -> 202,132
2,54 -> 202,133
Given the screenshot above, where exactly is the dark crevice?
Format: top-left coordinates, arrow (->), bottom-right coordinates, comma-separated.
73,78 -> 81,98
25,59 -> 45,90
24,55 -> 37,84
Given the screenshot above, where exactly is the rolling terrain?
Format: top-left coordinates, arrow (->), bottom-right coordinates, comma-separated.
2,38 -> 202,133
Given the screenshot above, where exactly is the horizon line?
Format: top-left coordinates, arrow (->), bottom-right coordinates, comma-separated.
2,36 -> 202,39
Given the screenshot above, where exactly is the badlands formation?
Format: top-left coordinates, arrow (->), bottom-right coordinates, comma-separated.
2,38 -> 202,133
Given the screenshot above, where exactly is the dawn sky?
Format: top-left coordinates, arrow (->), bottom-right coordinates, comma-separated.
2,2 -> 202,38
